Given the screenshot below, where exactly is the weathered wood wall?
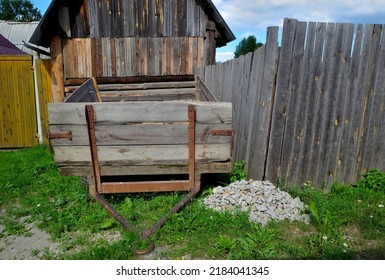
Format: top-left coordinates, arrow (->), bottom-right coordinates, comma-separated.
198,18 -> 385,187
62,37 -> 205,79
85,0 -> 209,39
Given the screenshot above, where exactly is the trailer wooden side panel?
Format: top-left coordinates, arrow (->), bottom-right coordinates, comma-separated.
48,101 -> 233,176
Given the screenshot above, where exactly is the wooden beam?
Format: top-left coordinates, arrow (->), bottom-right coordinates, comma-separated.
204,21 -> 217,66
64,75 -> 195,86
50,36 -> 65,103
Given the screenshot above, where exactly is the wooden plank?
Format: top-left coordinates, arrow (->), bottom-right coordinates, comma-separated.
197,78 -> 218,101
368,25 -> 385,169
276,21 -> 307,183
36,59 -> 53,144
340,25 -> 376,182
53,144 -> 231,165
230,57 -> 244,162
59,162 -> 232,177
336,24 -> 364,182
98,181 -> 192,194
283,22 -> 316,185
48,101 -> 232,125
235,52 -> 253,162
355,24 -> 383,176
317,23 -> 346,184
173,37 -> 181,75
49,123 -> 232,146
64,78 -> 101,103
304,22 -> 335,185
265,18 -> 298,182
96,81 -> 196,91
100,89 -> 196,101
246,27 -> 279,180
326,23 -> 355,184
65,75 -> 195,86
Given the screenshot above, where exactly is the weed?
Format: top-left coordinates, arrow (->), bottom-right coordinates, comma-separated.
353,169 -> 385,192
230,160 -> 247,182
215,235 -> 237,255
236,224 -> 277,260
276,177 -> 287,191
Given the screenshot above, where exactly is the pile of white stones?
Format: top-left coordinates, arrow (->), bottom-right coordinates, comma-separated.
203,180 -> 310,226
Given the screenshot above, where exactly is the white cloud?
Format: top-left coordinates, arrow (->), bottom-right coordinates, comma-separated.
212,0 -> 385,52
216,51 -> 235,63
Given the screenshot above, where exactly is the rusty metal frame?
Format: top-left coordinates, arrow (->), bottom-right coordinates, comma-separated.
48,131 -> 73,141
84,104 -> 200,254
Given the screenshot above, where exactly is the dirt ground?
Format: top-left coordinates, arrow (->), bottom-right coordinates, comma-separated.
0,220 -> 60,260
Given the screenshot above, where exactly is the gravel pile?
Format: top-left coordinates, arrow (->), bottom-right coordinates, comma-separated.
203,180 -> 310,226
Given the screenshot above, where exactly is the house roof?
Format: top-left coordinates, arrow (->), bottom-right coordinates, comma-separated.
0,33 -> 28,55
29,0 -> 235,48
0,21 -> 40,55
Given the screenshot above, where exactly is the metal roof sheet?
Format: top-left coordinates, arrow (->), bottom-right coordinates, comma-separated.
0,21 -> 40,54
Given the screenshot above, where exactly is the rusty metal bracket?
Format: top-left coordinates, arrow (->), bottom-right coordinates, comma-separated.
48,131 -> 73,141
211,130 -> 233,136
84,104 -> 200,255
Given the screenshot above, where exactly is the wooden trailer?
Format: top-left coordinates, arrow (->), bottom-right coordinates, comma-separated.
47,78 -> 232,253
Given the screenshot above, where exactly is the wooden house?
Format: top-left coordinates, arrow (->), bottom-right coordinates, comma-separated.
29,0 -> 235,103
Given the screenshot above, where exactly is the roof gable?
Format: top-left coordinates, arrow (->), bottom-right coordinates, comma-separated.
29,0 -> 235,48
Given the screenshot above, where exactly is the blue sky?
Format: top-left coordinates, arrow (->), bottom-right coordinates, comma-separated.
31,0 -> 385,62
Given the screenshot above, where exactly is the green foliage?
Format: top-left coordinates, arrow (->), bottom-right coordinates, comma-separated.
230,160 -> 247,182
214,224 -> 277,260
354,169 -> 385,192
234,36 -> 263,58
0,0 -> 41,21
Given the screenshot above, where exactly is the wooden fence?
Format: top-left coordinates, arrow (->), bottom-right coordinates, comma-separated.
198,18 -> 385,187
0,56 -> 52,148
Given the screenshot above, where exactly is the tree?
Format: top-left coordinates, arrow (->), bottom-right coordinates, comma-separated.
234,35 -> 263,58
0,0 -> 42,22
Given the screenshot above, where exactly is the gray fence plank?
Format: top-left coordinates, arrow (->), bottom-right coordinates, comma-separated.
246,27 -> 279,180
279,21 -> 307,184
357,24 -> 383,175
288,21 -> 318,185
265,18 -> 298,182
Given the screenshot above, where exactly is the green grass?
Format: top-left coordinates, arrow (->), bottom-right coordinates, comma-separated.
0,146 -> 384,259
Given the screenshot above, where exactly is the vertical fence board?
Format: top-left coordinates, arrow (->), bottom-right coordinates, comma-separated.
265,18 -> 298,182
235,52 -> 253,161
357,24 -> 383,176
246,27 -> 279,180
290,21 -> 319,185
279,21 -> 307,183
327,23 -> 355,184
338,24 -> 364,182
369,25 -> 385,169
